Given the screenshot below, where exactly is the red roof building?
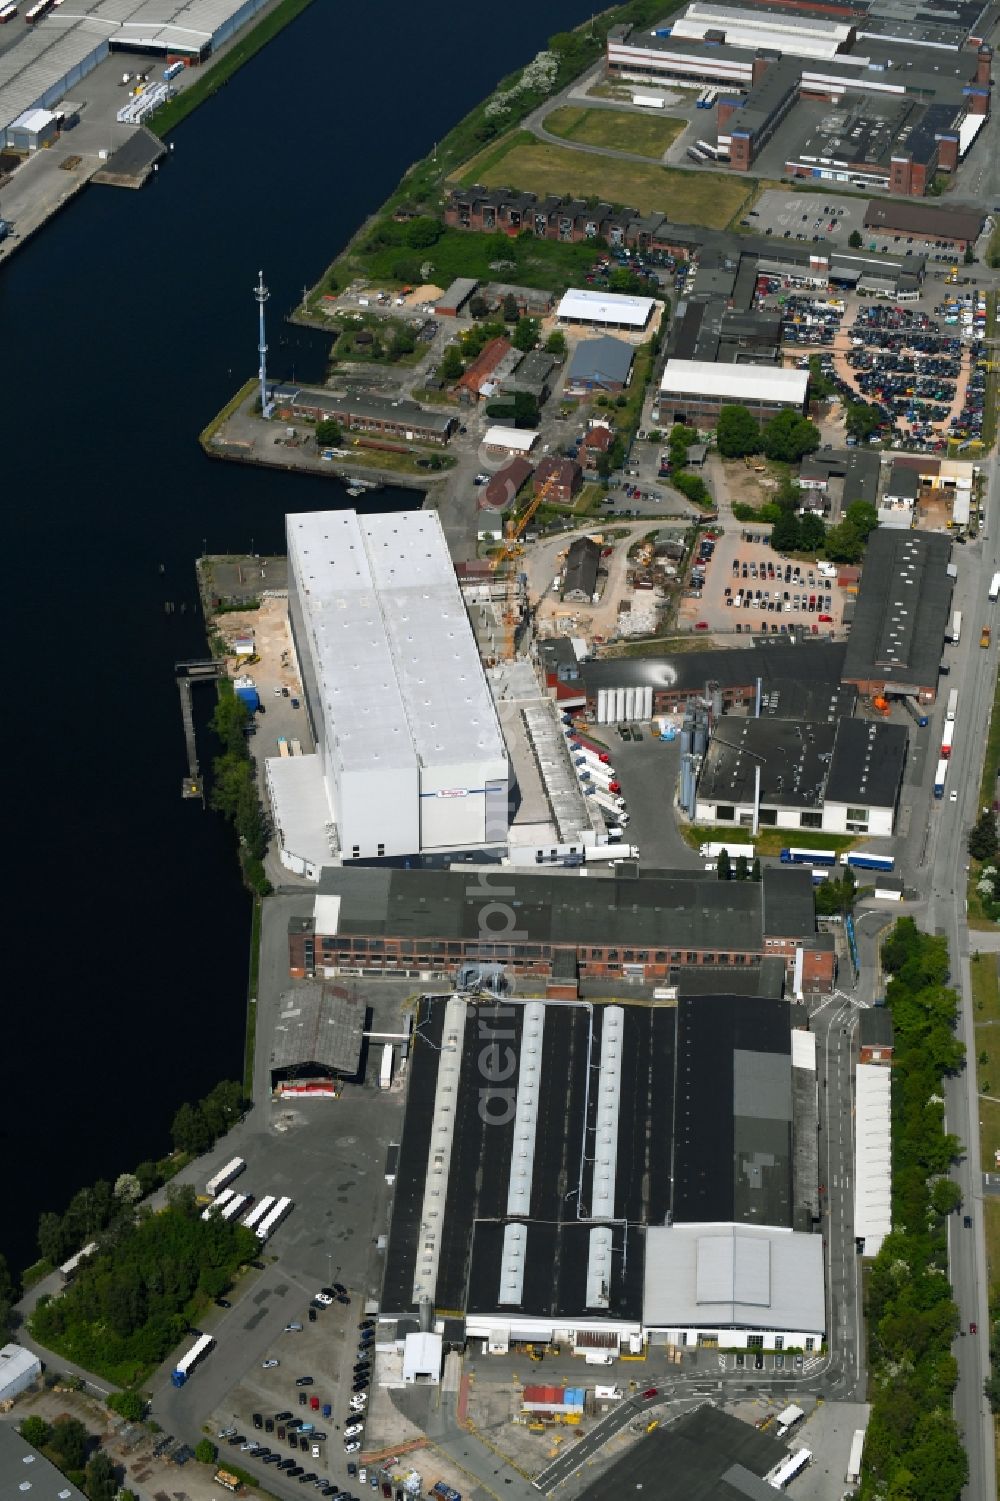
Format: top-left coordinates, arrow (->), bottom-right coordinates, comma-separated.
457,337 -> 513,398
481,456 -> 533,511
534,455 -> 582,503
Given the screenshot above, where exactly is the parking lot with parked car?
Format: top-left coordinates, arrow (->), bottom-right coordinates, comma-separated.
214,1297 -> 378,1499
676,527 -> 844,637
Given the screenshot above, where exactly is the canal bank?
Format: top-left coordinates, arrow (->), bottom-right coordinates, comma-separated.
1,0 -> 596,1281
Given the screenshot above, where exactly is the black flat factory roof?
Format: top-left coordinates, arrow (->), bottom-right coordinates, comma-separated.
699,717 -> 837,811
301,865 -> 821,951
575,1406 -> 788,1501
824,716 -> 908,809
572,639 -> 847,696
841,529 -> 953,690
673,995 -> 794,1228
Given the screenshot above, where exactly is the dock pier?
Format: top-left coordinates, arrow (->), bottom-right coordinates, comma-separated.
175,658 -> 225,802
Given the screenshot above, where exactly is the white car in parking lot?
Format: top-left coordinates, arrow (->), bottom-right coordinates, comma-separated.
344,1422 -> 364,1438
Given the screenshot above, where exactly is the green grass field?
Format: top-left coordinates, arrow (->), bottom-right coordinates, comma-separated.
465,136 -> 752,227
678,825 -> 855,858
543,105 -> 685,158
342,223 -> 599,297
968,658 -> 1000,928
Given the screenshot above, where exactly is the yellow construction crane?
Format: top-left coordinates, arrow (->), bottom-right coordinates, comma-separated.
490,467 -> 563,659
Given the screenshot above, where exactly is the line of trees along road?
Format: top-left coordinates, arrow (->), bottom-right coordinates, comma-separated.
860,918 -> 968,1501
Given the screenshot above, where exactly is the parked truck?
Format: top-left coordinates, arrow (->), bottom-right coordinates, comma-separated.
933,758 -> 948,798
982,625 -> 992,648
699,842 -> 756,861
990,571 -> 1000,602
380,1043 -> 394,1090
172,1334 -> 214,1387
901,697 -> 928,728
950,610 -> 962,644
941,720 -> 955,758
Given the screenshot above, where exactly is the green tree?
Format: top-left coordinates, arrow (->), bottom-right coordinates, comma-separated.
314,418 -> 342,447
735,854 -> 749,881
170,1101 -> 212,1156
404,216 -> 441,249
20,1416 -> 53,1450
469,295 -> 489,319
114,1173 -> 142,1205
964,244 -> 975,266
771,509 -> 801,553
195,1438 -> 218,1465
49,1417 -> 89,1470
200,1080 -> 245,1138
716,404 -> 761,458
511,317 -> 539,353
845,499 -> 878,541
502,292 -> 519,322
751,856 -> 761,882
439,345 -> 464,381
210,693 -> 249,759
969,811 -> 999,862
761,409 -> 821,463
717,849 -> 731,881
513,391 -> 539,429
390,326 -> 416,358
807,354 -> 836,400
85,1451 -> 118,1501
849,228 -> 863,248
930,1178 -> 962,1216
798,511 -> 826,552
37,1211 -> 67,1265
824,518 -> 866,564
846,400 -> 881,442
0,1251 -> 14,1333
107,1390 -> 146,1421
545,329 -> 567,356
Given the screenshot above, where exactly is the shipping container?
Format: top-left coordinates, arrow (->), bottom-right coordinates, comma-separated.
846,1429 -> 865,1484
380,1043 -> 394,1090
946,689 -> 959,722
933,758 -> 948,798
950,610 -> 962,643
699,842 -> 755,861
256,1195 -> 293,1242
901,697 -> 928,728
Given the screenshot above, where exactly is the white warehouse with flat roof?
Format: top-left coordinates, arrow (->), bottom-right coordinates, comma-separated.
284,509 -> 509,865
659,359 -> 808,422
557,288 -> 658,331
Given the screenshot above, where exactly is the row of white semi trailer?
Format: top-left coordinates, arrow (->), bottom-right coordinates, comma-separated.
173,1158 -> 292,1387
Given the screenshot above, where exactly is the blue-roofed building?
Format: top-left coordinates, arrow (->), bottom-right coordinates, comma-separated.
564,335 -> 636,395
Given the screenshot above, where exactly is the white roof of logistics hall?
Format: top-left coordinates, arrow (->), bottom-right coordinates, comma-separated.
643,1224 -> 825,1334
0,0 -> 261,132
557,288 -> 656,326
672,0 -> 851,58
660,359 -> 808,406
288,509 -> 506,777
855,1063 -> 891,1257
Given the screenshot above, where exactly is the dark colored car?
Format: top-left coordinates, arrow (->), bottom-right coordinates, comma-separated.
253,1414 -> 263,1430
215,1298 -> 232,1308
276,1411 -> 293,1422
642,1388 -> 658,1399
964,1215 -> 973,1228
277,1427 -> 286,1441
309,1308 -> 318,1323
296,1376 -> 315,1386
299,1393 -> 308,1406
265,1418 -> 274,1434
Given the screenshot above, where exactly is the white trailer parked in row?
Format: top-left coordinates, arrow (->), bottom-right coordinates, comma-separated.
205,1157 -> 245,1198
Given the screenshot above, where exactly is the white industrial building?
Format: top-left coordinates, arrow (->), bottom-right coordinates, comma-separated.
275,509 -> 509,870
642,1224 -> 826,1350
670,2 -> 852,60
557,287 -> 657,331
0,0 -> 272,147
854,1063 -> 891,1257
0,1344 -> 41,1404
659,360 -> 808,418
